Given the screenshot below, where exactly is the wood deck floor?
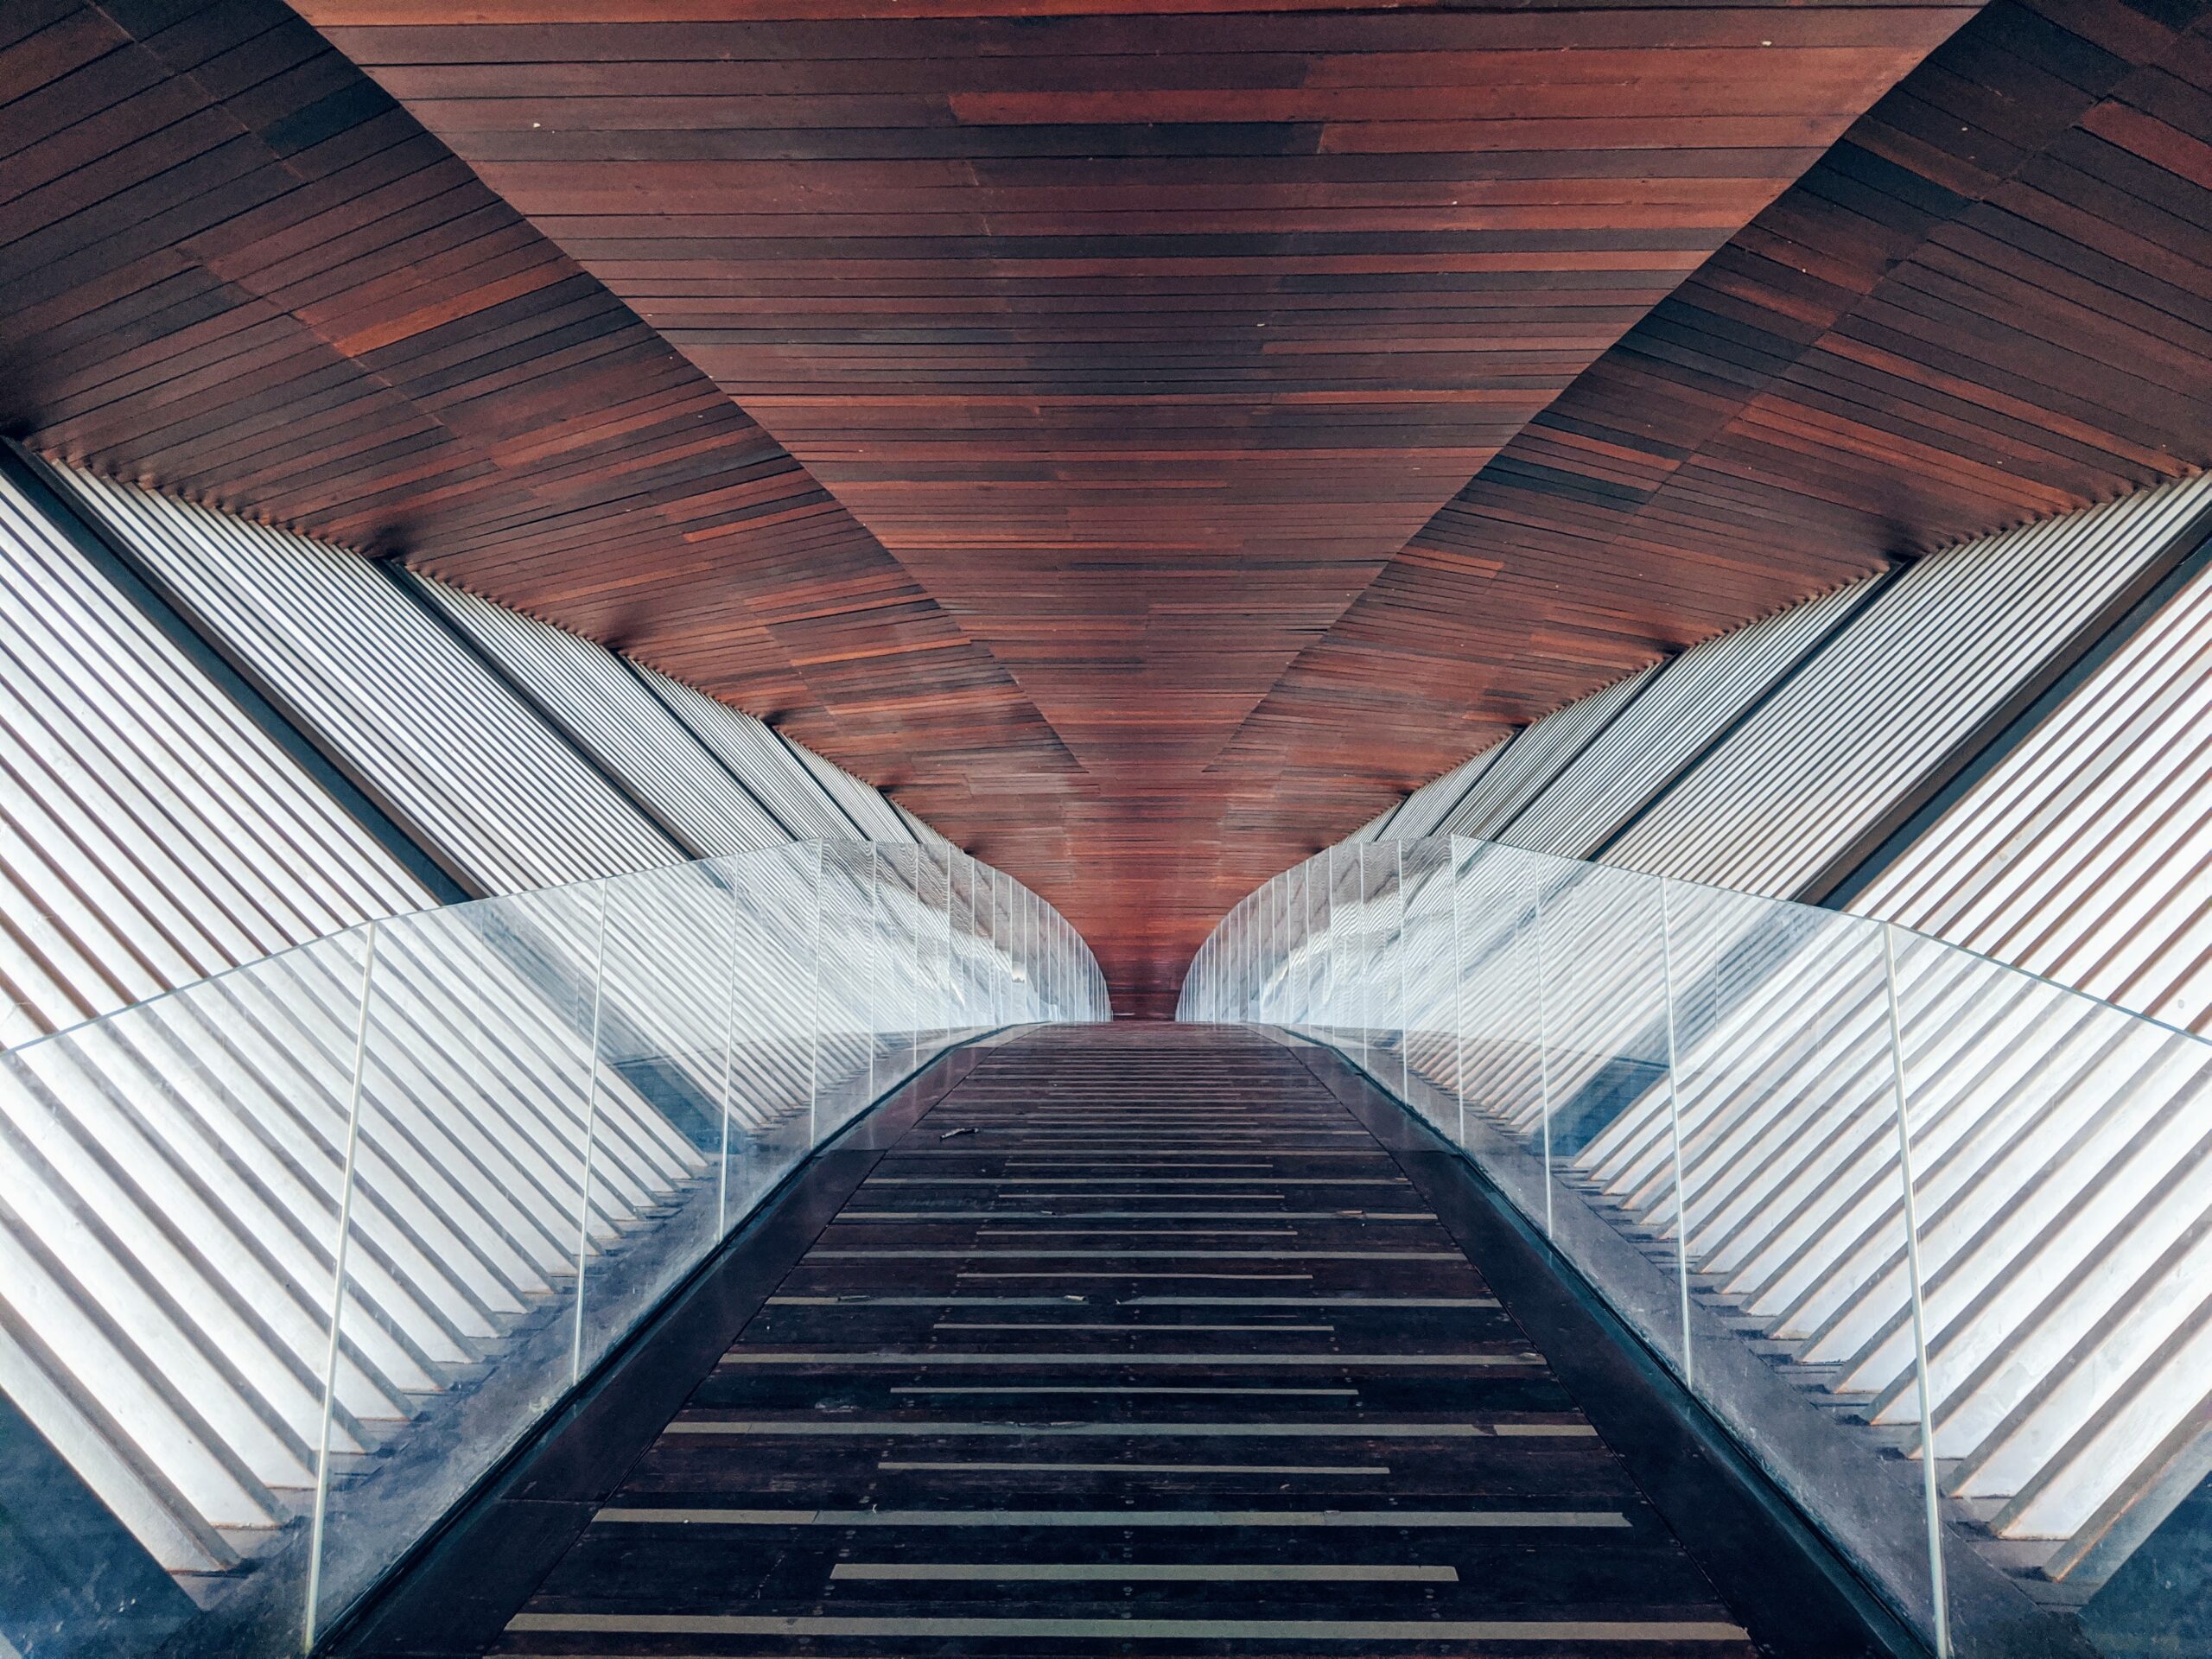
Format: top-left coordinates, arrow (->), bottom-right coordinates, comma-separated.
491,1024 -> 1762,1656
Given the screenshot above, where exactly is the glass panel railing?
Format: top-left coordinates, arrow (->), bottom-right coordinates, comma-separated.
1180,833 -> 2212,1659
0,839 -> 1104,1659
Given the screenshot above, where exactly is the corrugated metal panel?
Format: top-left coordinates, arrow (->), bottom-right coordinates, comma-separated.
409,575 -> 789,857
1377,743 -> 1505,841
1342,804 -> 1396,845
0,836 -> 1101,1644
1440,664 -> 1662,839
1503,575 -> 1883,858
1851,556 -> 2212,1033
54,467 -> 684,893
635,668 -> 858,842
1604,474 -> 2212,898
1183,834 -> 2212,1600
790,739 -> 914,842
0,471 -> 432,1045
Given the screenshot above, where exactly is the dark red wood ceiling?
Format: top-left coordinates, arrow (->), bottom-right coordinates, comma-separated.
295,0 -> 1975,1010
11,0 -> 2211,1014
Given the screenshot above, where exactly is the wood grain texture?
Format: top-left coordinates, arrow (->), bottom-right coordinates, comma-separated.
22,1 -> 2191,1016
300,0 -> 1972,1012
0,0 -> 1074,828
1221,0 -> 2212,811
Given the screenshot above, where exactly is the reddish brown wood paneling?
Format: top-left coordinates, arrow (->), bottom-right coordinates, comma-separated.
0,0 -> 1073,821
302,0 -> 1971,1013
27,0 -> 2194,1017
1221,0 -> 2212,833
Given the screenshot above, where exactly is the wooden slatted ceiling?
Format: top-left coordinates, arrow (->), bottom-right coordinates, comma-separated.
0,0 -> 1073,812
302,0 -> 1972,1014
1217,0 -> 2212,820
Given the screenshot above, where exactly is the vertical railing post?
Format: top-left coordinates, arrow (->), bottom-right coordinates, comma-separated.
808,842 -> 823,1146
866,846 -> 880,1100
1451,842 -> 1468,1146
717,860 -> 741,1236
1659,875 -> 1692,1386
302,920 -> 378,1653
1883,922 -> 1953,1659
571,882 -> 610,1383
1394,840 -> 1409,1098
1531,868 -> 1554,1239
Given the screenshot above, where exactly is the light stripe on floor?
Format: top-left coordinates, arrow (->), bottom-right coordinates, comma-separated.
809,1249 -> 1465,1260
509,1611 -> 1745,1640
830,1561 -> 1458,1582
668,1421 -> 1545,1438
836,1211 -> 1436,1220
931,1321 -> 1334,1332
1131,1295 -> 1498,1307
891,1385 -> 1360,1397
876,1459 -> 1389,1475
867,1177 -> 1399,1185
591,1507 -> 1631,1529
715,1352 -> 1539,1367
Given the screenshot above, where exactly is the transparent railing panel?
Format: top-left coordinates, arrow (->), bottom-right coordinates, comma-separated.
1180,831 -> 2212,1657
0,839 -> 1103,1659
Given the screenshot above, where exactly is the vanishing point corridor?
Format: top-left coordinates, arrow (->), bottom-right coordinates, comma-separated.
489,1027 -> 1761,1655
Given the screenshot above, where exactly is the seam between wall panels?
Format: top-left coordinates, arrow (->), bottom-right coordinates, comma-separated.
378,565 -> 715,865
1821,521 -> 2212,912
1586,565 -> 1905,870
0,443 -> 475,906
613,654 -> 803,843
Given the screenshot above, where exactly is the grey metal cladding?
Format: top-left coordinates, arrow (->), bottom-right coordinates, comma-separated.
0,471 -> 433,1044
1850,555 -> 2212,1033
635,668 -> 858,840
1602,473 -> 2212,898
1503,576 -> 1882,859
1440,664 -> 1662,840
411,576 -> 788,856
54,467 -> 686,893
789,739 -> 915,842
1379,746 -> 1506,842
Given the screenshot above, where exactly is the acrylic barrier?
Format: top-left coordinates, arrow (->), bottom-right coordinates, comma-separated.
1181,836 -> 2212,1659
0,840 -> 1104,1659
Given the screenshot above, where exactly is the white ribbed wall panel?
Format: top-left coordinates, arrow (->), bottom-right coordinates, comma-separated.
54,467 -> 684,895
1440,664 -> 1662,839
791,740 -> 915,842
634,668 -> 858,841
1601,474 -> 2212,897
410,576 -> 788,857
1342,804 -> 1394,845
0,472 -> 433,1045
1503,575 -> 1882,858
1850,558 -> 2212,1033
1376,745 -> 1504,841
1184,835 -> 2212,1601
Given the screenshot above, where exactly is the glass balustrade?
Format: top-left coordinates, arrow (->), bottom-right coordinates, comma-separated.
1182,835 -> 2212,1659
0,840 -> 1105,1659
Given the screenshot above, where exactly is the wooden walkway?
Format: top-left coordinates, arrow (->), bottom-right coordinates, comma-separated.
493,1024 -> 1760,1656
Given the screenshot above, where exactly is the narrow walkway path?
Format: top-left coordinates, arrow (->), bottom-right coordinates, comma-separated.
493,1025 -> 1760,1655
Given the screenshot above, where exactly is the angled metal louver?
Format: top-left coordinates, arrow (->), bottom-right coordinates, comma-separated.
1850,555 -> 2212,1033
1376,744 -> 1506,842
634,669 -> 861,842
0,471 -> 433,1045
51,467 -> 684,895
1440,664 -> 1661,839
788,740 -> 915,842
1602,474 -> 2212,898
1504,575 -> 1882,858
406,575 -> 788,857
1185,833 -> 2212,1629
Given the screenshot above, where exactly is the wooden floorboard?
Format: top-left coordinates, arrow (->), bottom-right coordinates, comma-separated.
489,1024 -> 1762,1656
